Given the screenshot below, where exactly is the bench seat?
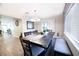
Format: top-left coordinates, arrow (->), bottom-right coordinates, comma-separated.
54,38 -> 72,56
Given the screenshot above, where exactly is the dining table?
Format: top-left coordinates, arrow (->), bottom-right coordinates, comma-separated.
23,34 -> 53,49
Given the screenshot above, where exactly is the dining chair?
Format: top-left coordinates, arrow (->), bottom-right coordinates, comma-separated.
19,33 -> 32,56
22,39 -> 32,56
31,44 -> 45,56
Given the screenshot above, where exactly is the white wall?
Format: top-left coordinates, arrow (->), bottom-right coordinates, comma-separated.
55,15 -> 64,36
34,21 -> 42,32
34,18 -> 55,32
0,16 -> 22,37
21,15 -> 36,37
13,19 -> 22,37
34,14 -> 64,37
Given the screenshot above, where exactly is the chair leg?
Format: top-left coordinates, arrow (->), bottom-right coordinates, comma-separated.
29,45 -> 32,56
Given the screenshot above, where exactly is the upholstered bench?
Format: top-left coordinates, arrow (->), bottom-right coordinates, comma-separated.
54,38 -> 72,56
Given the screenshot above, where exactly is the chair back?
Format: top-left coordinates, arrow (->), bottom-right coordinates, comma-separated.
19,33 -> 32,56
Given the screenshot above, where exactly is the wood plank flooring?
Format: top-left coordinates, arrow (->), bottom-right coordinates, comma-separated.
0,34 -> 24,56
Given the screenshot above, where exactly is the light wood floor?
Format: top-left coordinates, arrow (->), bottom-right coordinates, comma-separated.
0,34 -> 24,56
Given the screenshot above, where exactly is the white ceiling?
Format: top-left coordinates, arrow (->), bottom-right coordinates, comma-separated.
0,3 -> 65,19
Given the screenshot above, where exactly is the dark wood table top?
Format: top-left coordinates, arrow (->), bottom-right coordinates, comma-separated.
0,35 -> 24,56
23,34 -> 52,49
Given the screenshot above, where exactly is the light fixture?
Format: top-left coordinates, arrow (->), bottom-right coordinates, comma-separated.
31,10 -> 40,22
25,12 -> 29,14
31,18 -> 40,22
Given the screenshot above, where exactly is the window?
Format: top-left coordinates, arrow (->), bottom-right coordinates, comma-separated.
65,4 -> 79,42
42,22 -> 49,32
27,21 -> 34,29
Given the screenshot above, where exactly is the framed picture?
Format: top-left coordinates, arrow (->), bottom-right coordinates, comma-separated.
27,21 -> 34,29
15,20 -> 19,26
